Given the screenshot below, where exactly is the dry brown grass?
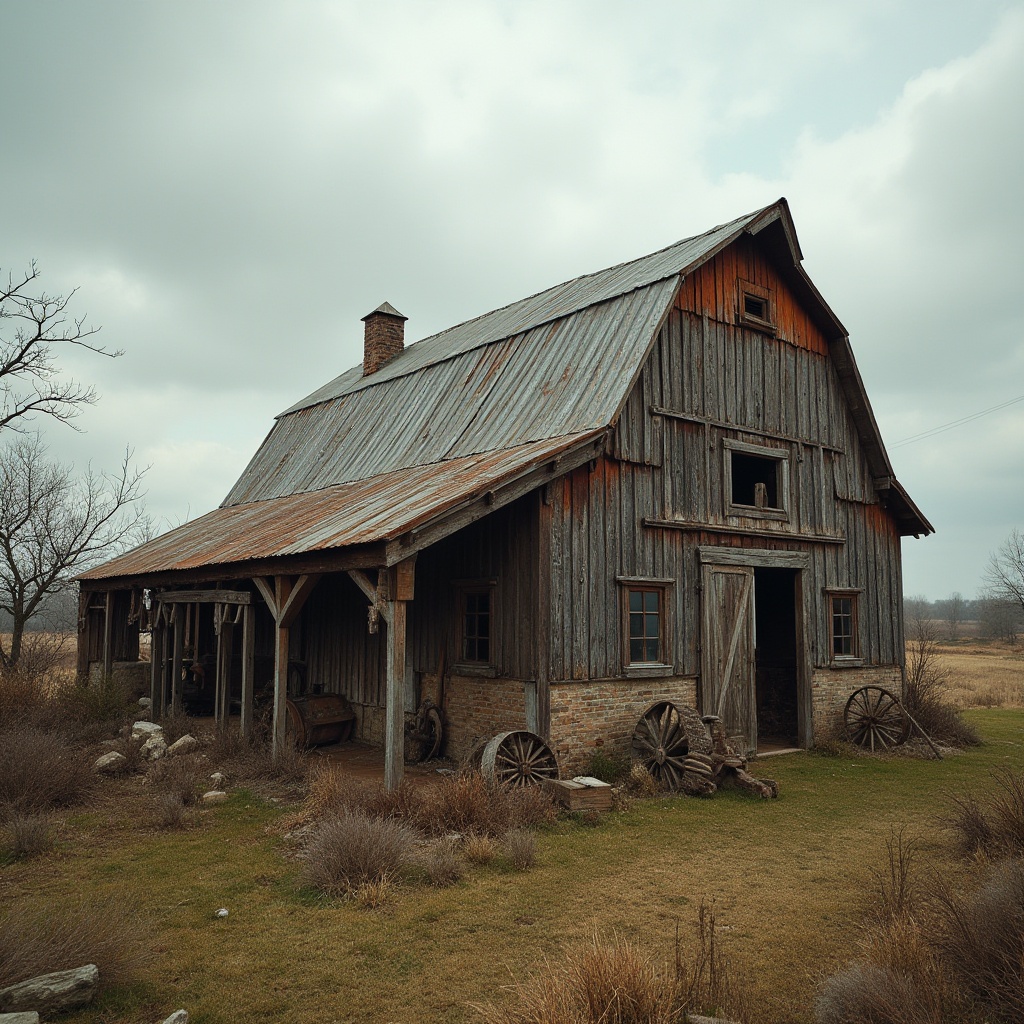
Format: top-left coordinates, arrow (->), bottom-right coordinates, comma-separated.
0,725 -> 94,818
474,903 -> 752,1024
932,639 -> 1024,708
2,813 -> 55,860
0,894 -> 154,989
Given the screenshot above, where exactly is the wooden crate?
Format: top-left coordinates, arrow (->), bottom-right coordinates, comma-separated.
542,777 -> 613,812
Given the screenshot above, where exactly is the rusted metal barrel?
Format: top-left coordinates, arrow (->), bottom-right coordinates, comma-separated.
285,694 -> 356,748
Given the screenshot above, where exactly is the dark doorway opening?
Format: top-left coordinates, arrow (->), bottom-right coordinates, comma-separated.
754,568 -> 799,748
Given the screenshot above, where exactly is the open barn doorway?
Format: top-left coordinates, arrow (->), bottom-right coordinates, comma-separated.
753,568 -> 799,750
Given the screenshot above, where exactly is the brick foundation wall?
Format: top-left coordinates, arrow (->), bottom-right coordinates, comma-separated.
442,675 -> 529,762
549,677 -> 698,775
811,665 -> 904,740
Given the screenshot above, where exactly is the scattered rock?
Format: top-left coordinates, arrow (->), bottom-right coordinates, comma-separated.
141,734 -> 167,761
160,1011 -> 188,1024
209,771 -> 226,789
0,965 -> 99,1016
201,790 -> 228,805
93,751 -> 127,774
131,721 -> 163,741
138,696 -> 152,708
0,1012 -> 41,1023
167,734 -> 199,757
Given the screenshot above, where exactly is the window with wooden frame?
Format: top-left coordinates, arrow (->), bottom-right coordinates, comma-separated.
737,279 -> 775,334
827,590 -> 860,661
453,580 -> 497,672
723,438 -> 791,521
617,577 -> 673,672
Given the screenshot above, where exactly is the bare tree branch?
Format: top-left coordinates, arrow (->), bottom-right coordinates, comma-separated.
982,529 -> 1024,617
0,261 -> 122,433
0,434 -> 149,669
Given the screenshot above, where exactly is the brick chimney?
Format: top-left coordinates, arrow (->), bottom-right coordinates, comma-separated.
361,301 -> 407,376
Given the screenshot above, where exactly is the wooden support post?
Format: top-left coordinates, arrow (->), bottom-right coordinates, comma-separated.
149,620 -> 161,716
102,591 -> 114,681
240,603 -> 255,740
158,613 -> 170,718
385,597 -> 406,792
171,607 -> 184,713
215,613 -> 234,728
272,575 -> 292,760
383,556 -> 415,792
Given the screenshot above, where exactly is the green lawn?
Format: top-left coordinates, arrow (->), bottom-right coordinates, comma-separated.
4,708 -> 1022,1024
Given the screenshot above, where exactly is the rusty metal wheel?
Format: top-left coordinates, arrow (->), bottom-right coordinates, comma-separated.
844,686 -> 912,752
480,730 -> 559,787
631,701 -> 689,790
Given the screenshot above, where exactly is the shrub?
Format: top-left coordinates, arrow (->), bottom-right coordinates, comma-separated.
0,894 -> 154,989
931,858 -> 1024,1022
148,755 -> 205,807
502,829 -> 536,871
110,734 -> 146,775
303,812 -> 416,896
0,726 -> 94,817
815,963 -> 939,1024
474,914 -> 752,1024
152,791 -> 189,830
2,813 -> 54,860
421,837 -> 464,887
418,771 -> 555,838
585,750 -> 631,785
463,832 -> 496,865
944,767 -> 1024,858
625,762 -> 659,797
159,706 -> 200,746
60,674 -> 135,726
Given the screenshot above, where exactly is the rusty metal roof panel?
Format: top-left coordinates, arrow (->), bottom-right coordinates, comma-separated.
81,432 -> 601,581
224,278 -> 679,506
282,205 -> 771,415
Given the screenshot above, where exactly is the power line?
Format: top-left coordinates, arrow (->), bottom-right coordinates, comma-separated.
891,394 -> 1024,448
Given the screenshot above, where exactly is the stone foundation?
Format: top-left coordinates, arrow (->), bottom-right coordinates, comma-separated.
88,659 -> 150,697
811,664 -> 904,741
549,677 -> 698,775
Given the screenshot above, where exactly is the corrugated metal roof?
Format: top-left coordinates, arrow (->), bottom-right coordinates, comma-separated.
224,278 -> 679,505
282,205 -> 773,414
81,431 -> 601,580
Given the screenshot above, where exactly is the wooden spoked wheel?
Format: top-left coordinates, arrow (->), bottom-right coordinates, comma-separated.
631,701 -> 690,790
844,686 -> 912,751
480,731 -> 559,787
407,703 -> 444,763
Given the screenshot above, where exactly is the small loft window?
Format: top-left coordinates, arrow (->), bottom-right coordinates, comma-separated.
723,439 -> 790,521
732,452 -> 780,509
738,280 -> 774,332
744,293 -> 768,320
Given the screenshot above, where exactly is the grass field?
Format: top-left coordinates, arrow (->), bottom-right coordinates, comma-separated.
933,639 -> 1024,708
1,703 -> 1021,1024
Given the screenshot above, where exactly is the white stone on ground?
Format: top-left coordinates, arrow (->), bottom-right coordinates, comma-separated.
141,734 -> 167,761
93,751 -> 127,774
131,721 -> 163,741
166,735 -> 199,757
201,790 -> 228,805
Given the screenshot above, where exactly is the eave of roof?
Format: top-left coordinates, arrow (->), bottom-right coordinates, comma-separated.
79,430 -> 603,581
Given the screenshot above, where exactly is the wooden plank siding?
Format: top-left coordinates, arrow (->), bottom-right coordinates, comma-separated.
557,240 -> 904,684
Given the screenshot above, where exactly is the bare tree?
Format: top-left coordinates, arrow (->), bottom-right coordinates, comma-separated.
1,262 -> 121,433
944,591 -> 966,640
0,434 -> 147,669
983,529 -> 1024,619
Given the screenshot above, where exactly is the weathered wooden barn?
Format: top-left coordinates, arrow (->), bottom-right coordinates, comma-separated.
78,198 -> 931,783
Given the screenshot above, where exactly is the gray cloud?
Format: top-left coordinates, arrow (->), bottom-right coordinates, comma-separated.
1,0 -> 1020,598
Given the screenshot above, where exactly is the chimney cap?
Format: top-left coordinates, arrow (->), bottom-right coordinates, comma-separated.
361,301 -> 407,322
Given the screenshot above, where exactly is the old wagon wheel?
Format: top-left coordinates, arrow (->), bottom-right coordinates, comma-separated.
844,686 -> 912,752
480,731 -> 559,787
631,701 -> 689,790
406,701 -> 444,762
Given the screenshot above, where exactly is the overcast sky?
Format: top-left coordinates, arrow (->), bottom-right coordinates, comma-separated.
2,0 -> 1022,600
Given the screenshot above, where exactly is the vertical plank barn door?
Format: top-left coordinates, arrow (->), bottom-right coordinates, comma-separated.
701,563 -> 756,754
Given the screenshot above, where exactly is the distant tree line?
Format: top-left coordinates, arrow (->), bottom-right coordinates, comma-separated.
904,590 -> 1023,642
